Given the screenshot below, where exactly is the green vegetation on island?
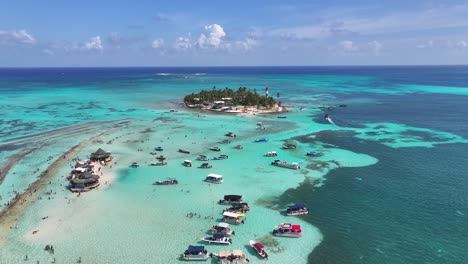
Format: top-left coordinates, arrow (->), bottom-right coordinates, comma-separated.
184,86 -> 278,108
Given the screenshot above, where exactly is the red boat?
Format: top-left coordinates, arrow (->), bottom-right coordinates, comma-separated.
249,240 -> 268,259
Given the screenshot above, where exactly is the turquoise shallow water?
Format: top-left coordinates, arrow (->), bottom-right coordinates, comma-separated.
1,66 -> 468,263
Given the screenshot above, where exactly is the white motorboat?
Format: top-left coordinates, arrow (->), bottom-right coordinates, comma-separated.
273,223 -> 302,237
271,160 -> 301,170
201,234 -> 232,245
286,204 -> 309,216
210,222 -> 235,236
205,173 -> 224,184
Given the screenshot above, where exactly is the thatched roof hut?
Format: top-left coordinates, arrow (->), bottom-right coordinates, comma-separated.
90,148 -> 111,160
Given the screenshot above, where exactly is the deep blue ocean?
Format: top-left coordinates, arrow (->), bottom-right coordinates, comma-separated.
1,66 -> 468,263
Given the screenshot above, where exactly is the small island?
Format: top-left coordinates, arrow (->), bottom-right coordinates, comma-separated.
184,86 -> 286,114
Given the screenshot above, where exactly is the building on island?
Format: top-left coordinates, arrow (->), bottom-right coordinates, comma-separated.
69,171 -> 100,192
90,148 -> 112,164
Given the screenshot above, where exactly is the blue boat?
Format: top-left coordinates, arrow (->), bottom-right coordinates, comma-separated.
182,245 -> 211,261
255,138 -> 268,142
306,150 -> 323,157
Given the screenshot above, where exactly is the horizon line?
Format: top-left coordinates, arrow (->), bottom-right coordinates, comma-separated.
1,64 -> 468,69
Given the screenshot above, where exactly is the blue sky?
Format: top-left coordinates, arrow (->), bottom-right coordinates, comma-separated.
1,0 -> 468,66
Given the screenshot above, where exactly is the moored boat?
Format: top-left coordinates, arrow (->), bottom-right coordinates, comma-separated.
154,146 -> 163,151
271,160 -> 301,170
222,212 -> 245,225
198,163 -> 213,169
182,245 -> 211,261
265,151 -> 277,157
205,173 -> 224,184
255,138 -> 268,142
282,143 -> 296,149
225,132 -> 236,137
150,161 -> 167,166
286,204 -> 309,216
249,240 -> 268,259
130,162 -> 139,168
219,195 -> 243,205
197,155 -> 209,161
234,144 -> 243,149
201,234 -> 232,245
217,250 -> 249,264
273,223 -> 302,237
153,178 -> 178,185
213,154 -> 228,160
209,146 -> 221,152
179,149 -> 190,154
183,160 -> 193,167
230,202 -> 250,212
210,222 -> 235,236
306,150 -> 323,157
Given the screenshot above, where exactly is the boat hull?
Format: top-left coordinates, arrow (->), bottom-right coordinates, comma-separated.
249,240 -> 268,259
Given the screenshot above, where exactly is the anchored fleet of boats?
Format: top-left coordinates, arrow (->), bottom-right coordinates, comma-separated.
142,129 -> 316,261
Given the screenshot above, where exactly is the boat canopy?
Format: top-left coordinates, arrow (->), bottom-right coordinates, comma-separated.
224,195 -> 242,201
292,225 -> 302,231
223,212 -> 240,218
186,245 -> 205,253
217,222 -> 230,228
184,160 -> 192,163
214,234 -> 225,239
207,173 -> 223,179
74,167 -> 86,172
288,204 -> 306,210
233,250 -> 244,257
219,250 -> 232,258
254,243 -> 264,249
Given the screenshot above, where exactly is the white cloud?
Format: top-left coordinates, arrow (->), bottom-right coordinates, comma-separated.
236,38 -> 257,51
368,40 -> 382,54
0,29 -> 36,45
416,40 -> 434,49
84,36 -> 103,51
42,49 -> 54,56
197,24 -> 226,49
174,36 -> 192,51
270,4 -> 468,41
339,40 -> 358,52
456,41 -> 467,49
151,38 -> 164,49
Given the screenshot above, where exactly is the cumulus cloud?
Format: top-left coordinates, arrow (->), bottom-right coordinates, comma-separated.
174,36 -> 192,51
0,29 -> 36,45
151,38 -> 164,49
236,38 -> 257,51
42,49 -> 54,56
197,24 -> 226,49
368,40 -> 382,54
338,40 -> 358,52
456,41 -> 467,49
84,36 -> 103,51
416,40 -> 434,49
